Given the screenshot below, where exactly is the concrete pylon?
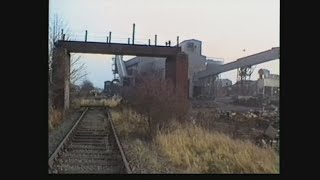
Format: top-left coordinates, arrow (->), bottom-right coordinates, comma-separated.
52,47 -> 70,111
165,52 -> 189,98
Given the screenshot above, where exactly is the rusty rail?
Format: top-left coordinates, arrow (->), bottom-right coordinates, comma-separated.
48,107 -> 89,169
106,109 -> 132,174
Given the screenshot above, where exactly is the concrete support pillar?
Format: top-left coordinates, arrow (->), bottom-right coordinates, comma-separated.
188,75 -> 193,98
64,52 -> 70,110
165,53 -> 189,98
52,47 -> 70,111
165,55 -> 176,86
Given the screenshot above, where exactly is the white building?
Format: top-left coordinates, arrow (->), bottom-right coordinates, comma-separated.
257,69 -> 279,98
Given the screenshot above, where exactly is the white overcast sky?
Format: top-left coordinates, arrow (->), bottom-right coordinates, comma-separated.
50,0 -> 279,89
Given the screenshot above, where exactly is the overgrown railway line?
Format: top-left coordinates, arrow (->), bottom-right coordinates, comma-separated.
48,107 -> 131,174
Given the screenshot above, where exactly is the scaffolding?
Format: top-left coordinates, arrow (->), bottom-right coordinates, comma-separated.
236,65 -> 256,96
111,57 -> 118,80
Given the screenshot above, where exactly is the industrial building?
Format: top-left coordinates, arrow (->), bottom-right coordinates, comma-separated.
213,79 -> 233,97
257,69 -> 280,99
106,39 -> 279,101
122,39 -> 221,98
225,69 -> 279,100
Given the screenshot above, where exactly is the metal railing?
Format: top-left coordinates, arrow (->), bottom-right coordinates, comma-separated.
58,27 -> 180,47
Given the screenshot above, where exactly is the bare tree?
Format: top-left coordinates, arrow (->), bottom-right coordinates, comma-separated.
49,14 -> 69,81
49,14 -> 88,108
81,80 -> 95,92
79,79 -> 95,97
70,55 -> 88,85
49,14 -> 87,84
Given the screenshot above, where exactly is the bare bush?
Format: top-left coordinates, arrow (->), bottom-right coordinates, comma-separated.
121,70 -> 190,138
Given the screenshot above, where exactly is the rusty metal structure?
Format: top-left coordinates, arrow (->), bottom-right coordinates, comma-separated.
193,47 -> 279,99
236,65 -> 256,96
51,27 -> 188,112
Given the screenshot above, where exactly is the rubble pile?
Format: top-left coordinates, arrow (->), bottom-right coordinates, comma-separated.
232,96 -> 261,107
229,109 -> 279,150
192,100 -> 216,108
191,107 -> 279,150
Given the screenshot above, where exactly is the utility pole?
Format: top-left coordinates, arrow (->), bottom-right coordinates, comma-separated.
85,30 -> 88,42
177,36 -> 179,46
155,34 -> 157,46
132,23 -> 135,44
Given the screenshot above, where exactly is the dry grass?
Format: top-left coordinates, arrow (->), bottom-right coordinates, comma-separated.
111,110 -> 177,173
49,108 -> 63,129
111,109 -> 149,139
72,96 -> 122,108
156,124 -> 279,174
125,139 -> 171,173
111,108 -> 279,174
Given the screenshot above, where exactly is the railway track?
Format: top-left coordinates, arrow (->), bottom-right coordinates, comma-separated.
48,107 -> 131,174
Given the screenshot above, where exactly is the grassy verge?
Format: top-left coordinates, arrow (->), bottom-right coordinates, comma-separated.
111,107 -> 279,174
156,124 -> 279,173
